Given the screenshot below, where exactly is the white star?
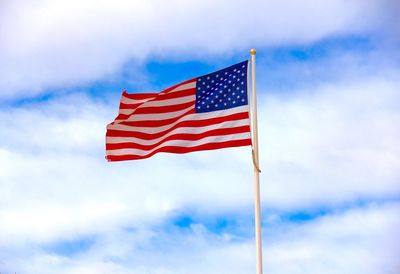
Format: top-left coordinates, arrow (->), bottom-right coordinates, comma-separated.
215,104 -> 218,107
198,78 -> 202,81
207,76 -> 210,79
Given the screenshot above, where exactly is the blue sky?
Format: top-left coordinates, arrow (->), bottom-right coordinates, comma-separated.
0,1 -> 399,274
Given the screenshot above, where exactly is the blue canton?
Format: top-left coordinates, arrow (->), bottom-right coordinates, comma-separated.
195,60 -> 248,113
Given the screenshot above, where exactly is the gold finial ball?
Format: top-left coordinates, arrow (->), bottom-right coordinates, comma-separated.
250,48 -> 256,55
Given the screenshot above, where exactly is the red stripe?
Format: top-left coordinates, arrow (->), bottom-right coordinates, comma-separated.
106,139 -> 252,161
122,91 -> 157,100
106,126 -> 251,151
122,88 -> 195,105
150,88 -> 196,100
118,111 -> 248,128
119,102 -> 142,111
121,79 -> 196,102
107,112 -> 250,139
129,101 -> 194,114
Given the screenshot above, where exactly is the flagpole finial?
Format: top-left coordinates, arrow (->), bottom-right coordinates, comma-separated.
250,48 -> 256,55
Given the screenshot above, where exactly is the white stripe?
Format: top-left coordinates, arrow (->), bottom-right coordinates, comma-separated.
106,118 -> 250,145
119,95 -> 196,115
106,132 -> 251,157
115,105 -> 194,122
164,81 -> 196,93
121,95 -> 156,105
109,105 -> 249,133
120,82 -> 195,104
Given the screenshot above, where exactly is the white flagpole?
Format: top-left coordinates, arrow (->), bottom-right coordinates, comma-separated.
250,48 -> 263,274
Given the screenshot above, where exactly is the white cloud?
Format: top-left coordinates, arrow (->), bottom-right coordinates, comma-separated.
0,0 -> 389,99
261,74 -> 400,209
2,201 -> 399,274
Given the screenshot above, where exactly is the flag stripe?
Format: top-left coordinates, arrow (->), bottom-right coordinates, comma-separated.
106,139 -> 252,161
108,114 -> 249,138
127,100 -> 195,115
107,132 -> 251,157
106,125 -> 250,151
122,92 -> 157,100
112,105 -> 249,129
115,105 -> 195,122
160,79 -> 196,94
121,88 -> 195,105
120,95 -> 195,113
117,89 -> 196,119
107,119 -> 250,145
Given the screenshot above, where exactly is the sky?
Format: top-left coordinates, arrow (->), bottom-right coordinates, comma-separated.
0,0 -> 399,273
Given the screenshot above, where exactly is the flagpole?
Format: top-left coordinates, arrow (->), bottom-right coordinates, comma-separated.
250,48 -> 263,274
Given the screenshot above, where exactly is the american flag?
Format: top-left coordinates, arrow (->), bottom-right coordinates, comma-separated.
106,60 -> 252,161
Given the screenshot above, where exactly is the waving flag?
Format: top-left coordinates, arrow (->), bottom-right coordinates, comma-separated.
106,60 -> 252,161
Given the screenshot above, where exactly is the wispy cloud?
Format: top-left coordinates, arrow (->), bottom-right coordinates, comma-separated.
0,0 -> 391,99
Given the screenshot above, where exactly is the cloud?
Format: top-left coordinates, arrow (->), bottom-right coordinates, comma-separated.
261,74 -> 400,209
2,201 -> 399,274
0,0 -> 390,99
